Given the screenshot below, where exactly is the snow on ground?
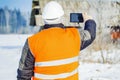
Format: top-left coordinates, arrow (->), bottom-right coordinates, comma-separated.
0,34 -> 31,80
80,49 -> 120,64
79,62 -> 120,80
0,35 -> 120,80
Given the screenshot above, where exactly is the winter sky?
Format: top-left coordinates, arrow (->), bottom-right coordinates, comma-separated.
0,0 -> 32,12
0,0 -> 120,12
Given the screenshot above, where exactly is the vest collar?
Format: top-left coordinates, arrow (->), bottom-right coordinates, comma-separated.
43,23 -> 65,29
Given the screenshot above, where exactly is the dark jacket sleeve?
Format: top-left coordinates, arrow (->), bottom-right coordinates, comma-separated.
80,19 -> 96,50
17,39 -> 35,80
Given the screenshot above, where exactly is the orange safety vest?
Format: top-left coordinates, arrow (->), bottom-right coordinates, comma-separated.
28,27 -> 81,80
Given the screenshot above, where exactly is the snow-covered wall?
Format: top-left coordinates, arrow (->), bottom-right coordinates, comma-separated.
39,0 -> 120,28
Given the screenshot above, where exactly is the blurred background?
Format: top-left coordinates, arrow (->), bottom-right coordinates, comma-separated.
0,0 -> 120,80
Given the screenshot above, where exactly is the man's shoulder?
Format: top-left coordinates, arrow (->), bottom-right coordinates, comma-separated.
28,28 -> 52,40
28,31 -> 42,40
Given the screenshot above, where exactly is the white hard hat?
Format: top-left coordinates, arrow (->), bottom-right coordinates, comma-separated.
42,1 -> 64,19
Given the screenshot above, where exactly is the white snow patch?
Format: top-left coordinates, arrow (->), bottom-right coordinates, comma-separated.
79,62 -> 120,80
80,49 -> 120,64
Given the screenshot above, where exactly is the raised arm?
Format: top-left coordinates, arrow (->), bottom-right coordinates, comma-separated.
80,19 -> 96,50
80,13 -> 96,50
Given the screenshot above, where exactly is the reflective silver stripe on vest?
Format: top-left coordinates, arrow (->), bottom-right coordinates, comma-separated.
34,68 -> 78,79
35,56 -> 79,67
